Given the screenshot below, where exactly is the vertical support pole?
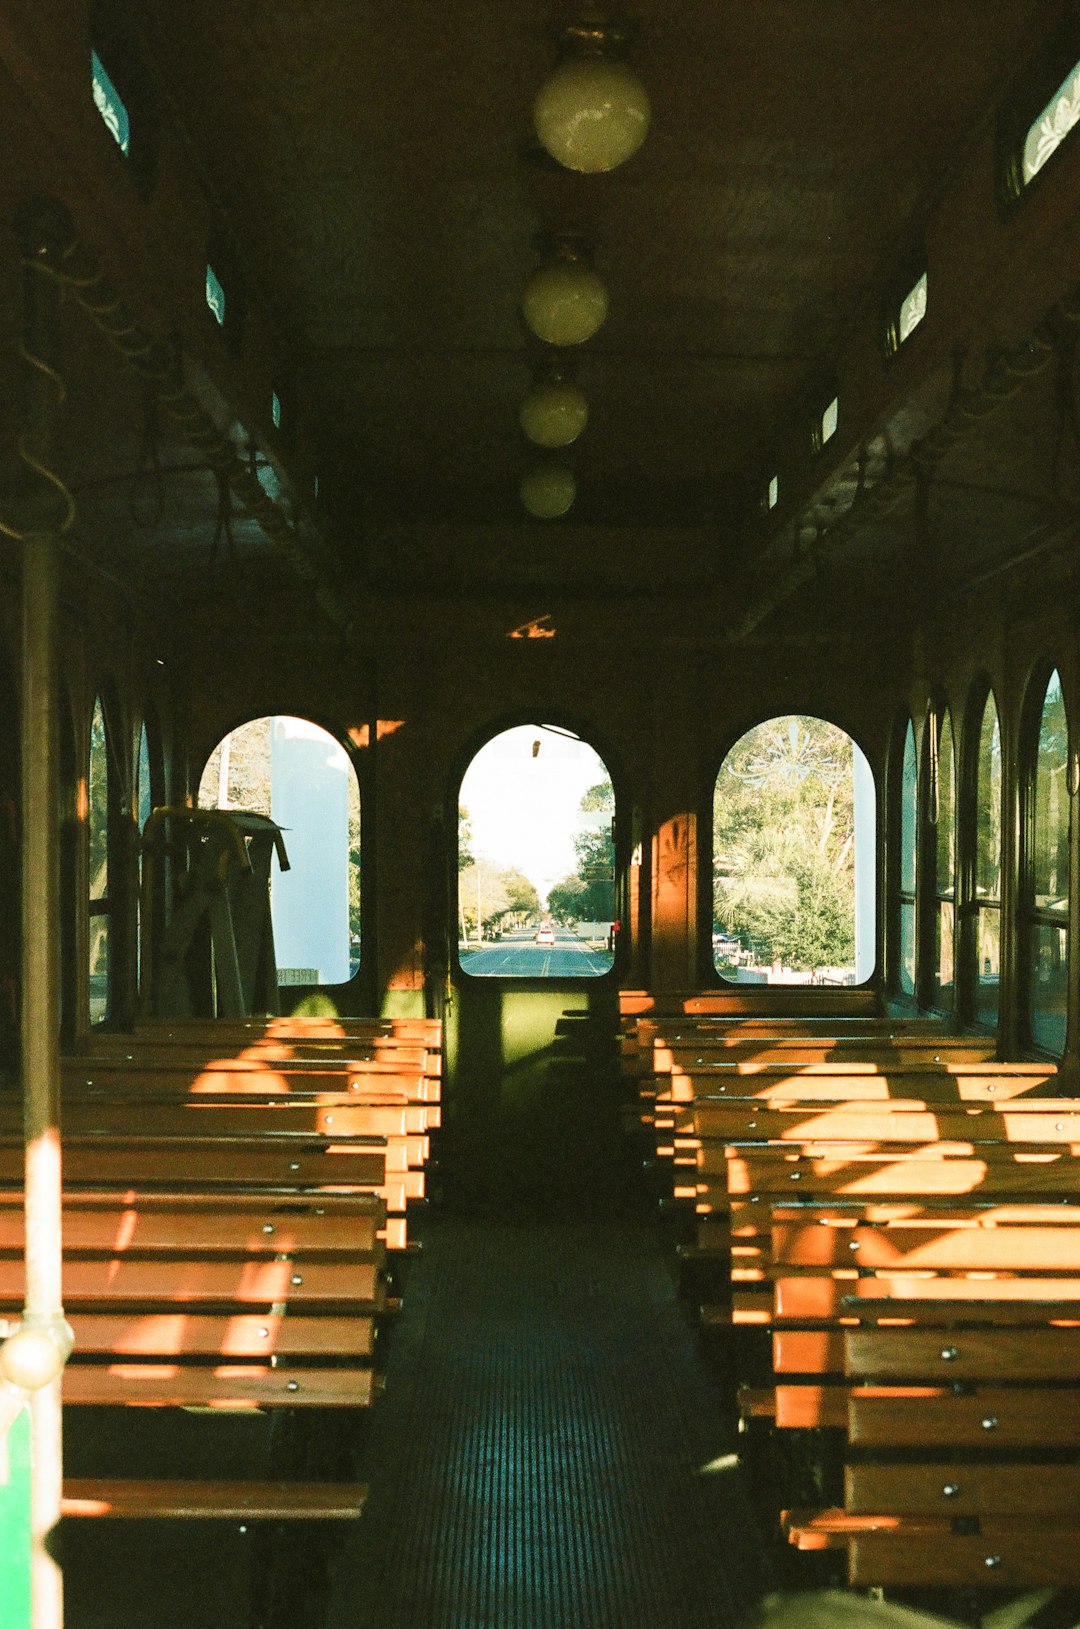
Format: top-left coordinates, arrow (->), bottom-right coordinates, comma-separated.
16,199 -> 71,1629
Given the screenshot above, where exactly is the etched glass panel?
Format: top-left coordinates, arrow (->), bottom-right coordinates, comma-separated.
1030,922 -> 1068,1054
88,700 -> 109,904
1023,58 -> 1080,184
205,265 -> 226,327
1032,669 -> 1068,912
91,49 -> 130,156
898,272 -> 927,344
975,693 -> 1002,902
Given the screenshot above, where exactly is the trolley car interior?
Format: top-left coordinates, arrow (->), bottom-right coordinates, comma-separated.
4,3 -> 1080,1627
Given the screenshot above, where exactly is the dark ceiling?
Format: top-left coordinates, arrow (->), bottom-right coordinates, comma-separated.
130,0 -> 1050,553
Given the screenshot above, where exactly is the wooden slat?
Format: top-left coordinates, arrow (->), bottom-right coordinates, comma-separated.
61,1478 -> 369,1520
62,1363 -> 377,1407
849,1523 -> 1080,1588
773,1221 -> 1080,1270
843,1324 -> 1080,1380
724,1154 -> 1079,1197
0,1256 -> 382,1304
0,1198 -> 384,1253
845,1460 -> 1080,1516
54,1312 -> 377,1357
848,1385 -> 1080,1447
0,1142 -> 386,1189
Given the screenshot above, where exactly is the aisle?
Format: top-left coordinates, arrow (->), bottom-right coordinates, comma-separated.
327,1210 -> 774,1629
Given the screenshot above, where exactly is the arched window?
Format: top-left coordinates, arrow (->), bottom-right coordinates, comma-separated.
927,707 -> 956,1010
969,688 -> 1002,1029
896,720 -> 918,997
134,709 -> 165,989
1025,669 -> 1069,1054
457,724 -> 615,979
87,694 -> 115,1025
712,715 -> 875,986
199,716 -> 361,986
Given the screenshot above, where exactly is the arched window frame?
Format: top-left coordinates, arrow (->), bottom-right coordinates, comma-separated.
891,715 -> 919,1000
453,719 -> 620,985
921,700 -> 956,1014
1020,664 -> 1071,1057
196,714 -> 364,992
959,680 -> 1003,1031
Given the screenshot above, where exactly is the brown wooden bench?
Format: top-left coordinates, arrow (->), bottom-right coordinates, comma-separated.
54,1054 -> 437,1249
0,1187 -> 386,1521
708,1120 -> 1080,1590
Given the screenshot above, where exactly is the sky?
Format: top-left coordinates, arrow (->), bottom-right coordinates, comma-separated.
459,725 -> 609,900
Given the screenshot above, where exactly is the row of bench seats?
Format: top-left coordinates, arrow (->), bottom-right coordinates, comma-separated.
0,1014 -> 441,1533
623,994 -> 1080,1600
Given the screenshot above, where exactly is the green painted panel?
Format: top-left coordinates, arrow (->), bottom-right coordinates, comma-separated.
0,1406 -> 32,1629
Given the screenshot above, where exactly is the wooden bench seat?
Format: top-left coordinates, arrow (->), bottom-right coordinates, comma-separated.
0,1189 -> 385,1522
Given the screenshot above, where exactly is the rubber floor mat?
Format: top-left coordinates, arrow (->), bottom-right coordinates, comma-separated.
326,1212 -> 774,1629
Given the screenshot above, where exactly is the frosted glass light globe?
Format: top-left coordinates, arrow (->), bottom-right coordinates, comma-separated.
522,261 -> 608,346
520,463 -> 576,519
534,57 -> 650,173
520,380 -> 588,448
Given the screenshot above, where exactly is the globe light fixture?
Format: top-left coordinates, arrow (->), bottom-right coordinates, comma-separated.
523,255 -> 608,347
520,376 -> 589,448
520,462 -> 576,518
534,26 -> 650,174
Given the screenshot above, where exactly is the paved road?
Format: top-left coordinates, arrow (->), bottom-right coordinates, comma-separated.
461,927 -> 613,978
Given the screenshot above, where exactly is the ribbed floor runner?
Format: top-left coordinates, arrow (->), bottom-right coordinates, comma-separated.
328,1212 -> 772,1629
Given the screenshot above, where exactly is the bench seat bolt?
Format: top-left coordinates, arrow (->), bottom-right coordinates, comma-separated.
291,1274 -> 303,1285
981,1415 -> 998,1431
286,1380 -> 299,1392
259,1328 -> 270,1338
290,1162 -> 300,1171
984,1556 -> 1002,1569
941,1346 -> 959,1361
263,1224 -> 274,1234
943,1483 -> 961,1498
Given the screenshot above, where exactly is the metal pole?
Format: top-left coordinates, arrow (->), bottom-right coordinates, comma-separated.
15,198 -> 73,1629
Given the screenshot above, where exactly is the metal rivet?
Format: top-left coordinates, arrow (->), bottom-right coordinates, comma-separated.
1056,1122 -> 1065,1132
291,1274 -> 302,1286
259,1327 -> 270,1338
984,1555 -> 1002,1569
286,1380 -> 300,1392
325,1115 -> 333,1125
789,1172 -> 802,1181
943,1483 -> 961,1498
849,1241 -> 860,1251
263,1224 -> 274,1234
981,1415 -> 998,1431
987,1084 -> 996,1094
289,1162 -> 300,1171
941,1346 -> 959,1362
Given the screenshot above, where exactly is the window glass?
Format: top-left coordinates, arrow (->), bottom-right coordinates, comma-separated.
767,475 -> 779,510
899,722 -> 917,894
975,693 -> 1002,902
713,715 -> 875,986
976,908 -> 1001,1028
934,711 -> 955,894
1032,670 -> 1069,912
973,689 -> 1002,1029
137,721 -> 153,832
820,397 -> 839,446
1023,57 -> 1080,185
88,697 -> 110,1025
458,725 -> 615,979
199,716 -> 361,984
